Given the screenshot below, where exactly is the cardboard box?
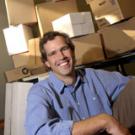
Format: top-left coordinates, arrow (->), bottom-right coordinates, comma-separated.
86,0 -> 135,28
29,66 -> 49,75
35,0 -> 79,37
12,38 -> 43,68
72,33 -> 105,66
12,40 -> 36,68
87,0 -> 119,16
85,0 -> 92,4
5,66 -> 31,82
99,17 -> 135,58
29,38 -> 42,67
5,0 -> 37,25
52,0 -> 65,2
52,12 -> 95,37
96,10 -> 122,28
3,24 -> 33,55
29,38 -> 43,67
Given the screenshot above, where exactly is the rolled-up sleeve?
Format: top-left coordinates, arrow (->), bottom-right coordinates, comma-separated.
25,85 -> 73,135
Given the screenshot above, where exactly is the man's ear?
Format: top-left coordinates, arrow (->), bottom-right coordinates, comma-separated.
45,61 -> 50,68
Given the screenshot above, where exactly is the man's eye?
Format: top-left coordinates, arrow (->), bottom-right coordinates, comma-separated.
47,51 -> 56,57
61,46 -> 70,51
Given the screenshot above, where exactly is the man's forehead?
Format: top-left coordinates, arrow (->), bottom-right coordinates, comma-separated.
45,36 -> 65,46
44,39 -> 67,52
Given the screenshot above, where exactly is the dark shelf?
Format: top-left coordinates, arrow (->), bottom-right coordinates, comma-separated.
76,51 -> 135,75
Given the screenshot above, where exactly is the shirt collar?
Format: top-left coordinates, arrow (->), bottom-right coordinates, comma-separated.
48,69 -> 86,94
48,71 -> 65,94
74,69 -> 86,89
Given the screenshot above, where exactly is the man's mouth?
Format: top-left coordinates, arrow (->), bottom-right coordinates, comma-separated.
59,61 -> 69,67
57,58 -> 70,67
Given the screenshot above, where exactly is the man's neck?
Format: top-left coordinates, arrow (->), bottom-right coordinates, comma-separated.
55,72 -> 76,85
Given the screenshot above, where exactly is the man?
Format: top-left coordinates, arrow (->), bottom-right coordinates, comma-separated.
25,31 -> 131,135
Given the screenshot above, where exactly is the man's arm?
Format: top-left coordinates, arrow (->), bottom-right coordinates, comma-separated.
25,85 -> 74,135
72,113 -> 131,135
95,69 -> 130,101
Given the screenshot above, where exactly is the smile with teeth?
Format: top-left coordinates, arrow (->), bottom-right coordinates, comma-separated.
59,61 -> 68,67
57,59 -> 70,67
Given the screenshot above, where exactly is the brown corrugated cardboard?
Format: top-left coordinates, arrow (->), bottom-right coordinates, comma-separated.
5,66 -> 31,82
86,0 -> 135,28
99,17 -> 135,58
35,0 -> 79,37
12,37 -> 43,68
12,41 -> 36,68
29,66 -> 49,75
52,0 -> 65,2
29,38 -> 43,67
72,33 -> 105,66
87,0 -> 119,16
34,38 -> 43,67
5,0 -> 37,25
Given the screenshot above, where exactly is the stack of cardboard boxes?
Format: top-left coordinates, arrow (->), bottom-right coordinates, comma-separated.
98,18 -> 135,58
32,0 -> 106,67
36,0 -> 79,36
86,0 -> 135,58
3,0 -> 41,82
86,0 -> 135,28
3,0 -> 135,82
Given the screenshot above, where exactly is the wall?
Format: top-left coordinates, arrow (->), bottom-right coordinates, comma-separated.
0,0 -> 13,119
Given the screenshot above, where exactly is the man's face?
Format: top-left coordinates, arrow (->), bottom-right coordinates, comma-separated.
44,36 -> 75,77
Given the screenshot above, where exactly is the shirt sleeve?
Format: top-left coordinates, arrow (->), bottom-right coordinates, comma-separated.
95,69 -> 131,101
25,84 -> 73,135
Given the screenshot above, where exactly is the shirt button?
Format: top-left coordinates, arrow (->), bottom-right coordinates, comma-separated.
92,97 -> 96,100
77,102 -> 80,106
82,117 -> 85,120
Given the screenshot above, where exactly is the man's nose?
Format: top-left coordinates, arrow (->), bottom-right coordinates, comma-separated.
57,50 -> 65,58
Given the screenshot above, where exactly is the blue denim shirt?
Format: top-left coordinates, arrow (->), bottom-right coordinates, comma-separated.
25,68 -> 130,135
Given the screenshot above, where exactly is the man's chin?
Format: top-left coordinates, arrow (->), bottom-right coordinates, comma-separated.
59,69 -> 73,76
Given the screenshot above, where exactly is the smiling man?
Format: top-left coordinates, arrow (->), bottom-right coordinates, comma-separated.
43,35 -> 75,84
25,31 -> 131,135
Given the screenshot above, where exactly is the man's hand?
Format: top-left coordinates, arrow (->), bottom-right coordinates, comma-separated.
72,113 -> 131,135
104,114 -> 131,135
